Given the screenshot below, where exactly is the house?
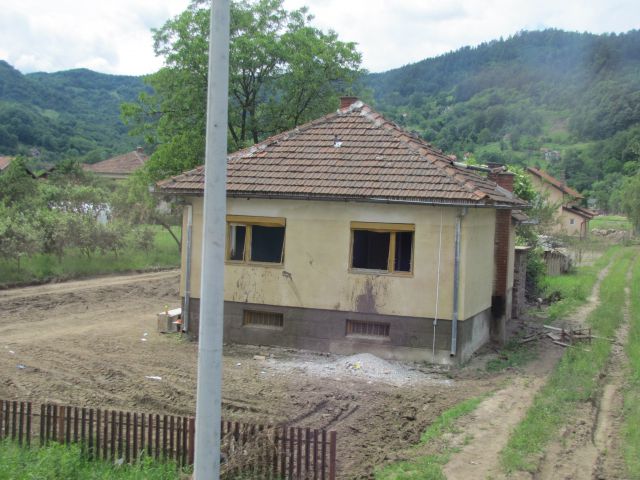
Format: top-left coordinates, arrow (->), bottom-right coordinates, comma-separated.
526,167 -> 595,238
0,156 -> 12,173
158,98 -> 525,364
83,147 -> 148,180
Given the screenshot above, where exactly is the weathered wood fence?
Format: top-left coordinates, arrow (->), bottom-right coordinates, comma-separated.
0,399 -> 337,479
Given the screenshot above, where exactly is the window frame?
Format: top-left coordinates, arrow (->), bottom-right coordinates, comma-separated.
225,215 -> 286,266
349,221 -> 415,276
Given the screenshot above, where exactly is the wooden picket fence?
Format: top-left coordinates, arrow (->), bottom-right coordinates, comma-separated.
0,399 -> 337,479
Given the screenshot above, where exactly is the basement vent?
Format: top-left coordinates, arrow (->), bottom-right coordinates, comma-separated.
243,310 -> 284,329
346,319 -> 390,338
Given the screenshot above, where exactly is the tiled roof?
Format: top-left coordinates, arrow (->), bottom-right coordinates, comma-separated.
526,167 -> 583,199
563,205 -> 596,220
83,149 -> 148,175
0,156 -> 13,171
158,102 -> 525,207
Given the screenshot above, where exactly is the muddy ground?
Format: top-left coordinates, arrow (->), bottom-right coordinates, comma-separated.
0,268 -> 598,479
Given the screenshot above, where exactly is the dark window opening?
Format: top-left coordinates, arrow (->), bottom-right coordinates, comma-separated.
394,231 -> 413,272
243,310 -> 284,329
251,225 -> 285,263
346,319 -> 390,338
229,225 -> 246,261
352,230 -> 390,270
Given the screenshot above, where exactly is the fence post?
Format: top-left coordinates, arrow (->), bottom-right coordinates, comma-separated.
26,402 -> 31,447
329,431 -> 337,480
188,417 -> 195,465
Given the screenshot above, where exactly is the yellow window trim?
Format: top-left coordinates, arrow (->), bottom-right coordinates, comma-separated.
349,222 -> 415,275
227,215 -> 286,227
225,217 -> 286,264
350,221 -> 414,232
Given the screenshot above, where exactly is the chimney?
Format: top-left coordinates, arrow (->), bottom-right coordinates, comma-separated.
340,96 -> 358,109
488,166 -> 515,345
488,166 -> 515,192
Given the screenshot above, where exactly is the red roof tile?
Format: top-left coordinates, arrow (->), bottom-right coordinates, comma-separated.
83,149 -> 148,175
0,156 -> 13,171
158,102 -> 524,207
526,167 -> 583,199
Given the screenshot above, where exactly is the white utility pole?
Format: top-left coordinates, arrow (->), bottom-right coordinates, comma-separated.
193,0 -> 230,478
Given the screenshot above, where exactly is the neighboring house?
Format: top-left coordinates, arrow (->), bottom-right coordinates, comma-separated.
158,98 -> 525,364
0,156 -> 12,173
526,167 -> 595,238
83,147 -> 148,180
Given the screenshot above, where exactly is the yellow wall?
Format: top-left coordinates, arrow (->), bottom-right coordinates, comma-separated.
181,198 -> 497,320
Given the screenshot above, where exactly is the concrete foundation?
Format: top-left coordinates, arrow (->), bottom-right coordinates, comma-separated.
184,297 -> 490,365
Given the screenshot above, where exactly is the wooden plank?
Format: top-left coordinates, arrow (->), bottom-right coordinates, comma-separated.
132,413 -> 138,463
74,407 -> 79,444
26,403 -> 31,447
182,417 -> 188,467
272,429 -> 279,478
125,412 -> 131,464
11,401 -> 17,440
188,417 -> 195,465
280,426 -> 287,476
118,411 -> 124,461
313,429 -> 319,480
289,427 -> 295,479
65,406 -> 71,445
169,416 -> 175,461
39,404 -> 45,445
47,404 -> 53,444
140,413 -> 146,456
297,427 -> 302,478
154,414 -> 160,460
103,410 -> 109,461
18,402 -> 24,445
329,431 -> 337,480
89,409 -> 95,458
305,427 -> 310,474
81,408 -> 87,453
162,415 -> 168,460
147,414 -> 153,457
321,430 -> 327,480
51,404 -> 57,441
174,417 -> 180,465
57,405 -> 65,443
111,411 -> 116,460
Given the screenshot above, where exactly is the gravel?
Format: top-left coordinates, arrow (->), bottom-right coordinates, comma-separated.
265,351 -> 453,387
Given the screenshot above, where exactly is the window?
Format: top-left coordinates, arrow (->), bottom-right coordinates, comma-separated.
226,216 -> 285,264
350,222 -> 414,273
243,310 -> 284,329
346,319 -> 390,338
569,218 -> 575,225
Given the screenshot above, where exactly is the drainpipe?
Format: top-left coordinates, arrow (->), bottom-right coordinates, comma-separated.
182,204 -> 193,333
451,207 -> 467,357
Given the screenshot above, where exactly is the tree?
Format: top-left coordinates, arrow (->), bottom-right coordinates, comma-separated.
620,172 -> 640,234
123,0 -> 362,182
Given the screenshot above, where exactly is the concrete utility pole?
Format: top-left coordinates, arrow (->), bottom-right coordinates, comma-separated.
193,0 -> 230,478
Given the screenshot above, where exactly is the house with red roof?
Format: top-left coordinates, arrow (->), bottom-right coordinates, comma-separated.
526,167 -> 595,238
83,147 -> 148,180
158,98 -> 526,364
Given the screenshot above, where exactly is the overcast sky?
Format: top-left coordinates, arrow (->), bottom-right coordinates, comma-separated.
0,0 -> 638,76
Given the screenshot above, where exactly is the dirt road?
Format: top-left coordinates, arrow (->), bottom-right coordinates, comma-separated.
0,271 -> 493,478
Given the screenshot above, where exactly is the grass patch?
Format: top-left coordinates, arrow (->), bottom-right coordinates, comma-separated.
500,249 -> 634,473
623,254 -> 640,478
486,339 -> 538,372
542,246 -> 617,322
0,226 -> 180,287
0,440 -> 183,479
590,215 -> 632,232
374,396 -> 486,480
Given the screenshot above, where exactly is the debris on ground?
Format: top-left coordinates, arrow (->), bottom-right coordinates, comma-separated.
268,352 -> 453,387
144,375 -> 162,381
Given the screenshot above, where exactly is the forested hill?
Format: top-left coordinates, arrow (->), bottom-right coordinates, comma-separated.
0,60 -> 146,165
365,29 -> 640,210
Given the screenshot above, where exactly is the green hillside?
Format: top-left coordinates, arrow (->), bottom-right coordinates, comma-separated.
0,61 -> 148,165
365,29 -> 640,211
